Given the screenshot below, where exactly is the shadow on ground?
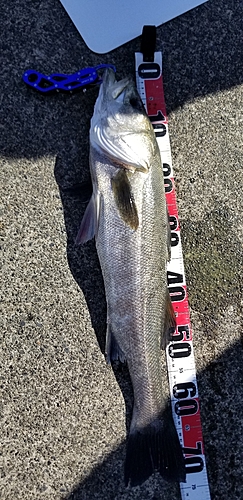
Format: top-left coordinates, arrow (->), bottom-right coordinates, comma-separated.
1,1 -> 243,499
0,0 -> 242,162
55,154 -> 243,499
60,339 -> 243,500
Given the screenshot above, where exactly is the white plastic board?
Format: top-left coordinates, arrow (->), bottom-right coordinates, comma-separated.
59,0 -> 208,53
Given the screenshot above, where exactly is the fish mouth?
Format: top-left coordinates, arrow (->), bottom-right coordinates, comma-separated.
102,68 -> 130,102
102,68 -> 145,112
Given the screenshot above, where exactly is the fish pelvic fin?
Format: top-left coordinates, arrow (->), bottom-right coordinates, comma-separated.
105,324 -> 126,364
75,191 -> 100,244
161,289 -> 177,349
124,414 -> 186,487
111,170 -> 139,231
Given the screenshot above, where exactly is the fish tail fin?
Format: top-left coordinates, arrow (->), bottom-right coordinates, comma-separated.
124,415 -> 186,487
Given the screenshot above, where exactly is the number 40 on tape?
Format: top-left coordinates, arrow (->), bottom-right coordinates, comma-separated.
135,50 -> 211,500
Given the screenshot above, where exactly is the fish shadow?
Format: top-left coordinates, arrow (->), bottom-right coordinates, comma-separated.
54,156 -> 182,499
55,158 -> 243,500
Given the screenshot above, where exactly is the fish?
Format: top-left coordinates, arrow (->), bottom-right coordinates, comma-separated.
76,68 -> 186,486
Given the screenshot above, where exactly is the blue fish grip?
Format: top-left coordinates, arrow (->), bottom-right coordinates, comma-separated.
22,64 -> 116,93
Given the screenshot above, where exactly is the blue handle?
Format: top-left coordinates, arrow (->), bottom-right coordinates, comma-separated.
23,64 -> 116,93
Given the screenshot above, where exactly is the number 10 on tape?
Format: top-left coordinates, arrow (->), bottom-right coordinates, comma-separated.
135,51 -> 211,500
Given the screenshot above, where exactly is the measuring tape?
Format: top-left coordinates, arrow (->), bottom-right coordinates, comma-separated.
135,50 -> 211,499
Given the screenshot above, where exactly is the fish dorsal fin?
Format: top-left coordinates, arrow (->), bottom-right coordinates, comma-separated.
112,170 -> 139,230
161,290 -> 176,349
75,191 -> 100,244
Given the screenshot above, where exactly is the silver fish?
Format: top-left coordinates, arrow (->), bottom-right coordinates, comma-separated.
76,69 -> 186,486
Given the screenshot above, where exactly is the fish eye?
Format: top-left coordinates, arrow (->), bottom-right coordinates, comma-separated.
129,96 -> 144,112
129,97 -> 138,107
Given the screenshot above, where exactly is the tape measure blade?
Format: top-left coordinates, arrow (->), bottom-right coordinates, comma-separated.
180,468 -> 211,500
135,51 -> 211,500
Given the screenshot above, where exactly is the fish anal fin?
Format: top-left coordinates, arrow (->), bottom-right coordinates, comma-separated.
112,170 -> 139,231
75,192 -> 100,244
106,324 -> 126,364
161,290 -> 177,349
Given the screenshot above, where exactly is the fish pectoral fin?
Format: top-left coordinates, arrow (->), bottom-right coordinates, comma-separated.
161,290 -> 177,349
105,325 -> 126,364
112,170 -> 139,230
75,191 -> 100,244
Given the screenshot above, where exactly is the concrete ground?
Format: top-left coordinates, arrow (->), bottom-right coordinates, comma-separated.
0,0 -> 242,499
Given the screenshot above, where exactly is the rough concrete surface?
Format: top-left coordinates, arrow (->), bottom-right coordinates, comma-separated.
0,1 -> 242,499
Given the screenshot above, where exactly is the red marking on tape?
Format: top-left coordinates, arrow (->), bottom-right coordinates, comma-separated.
145,77 -> 167,121
182,412 -> 205,455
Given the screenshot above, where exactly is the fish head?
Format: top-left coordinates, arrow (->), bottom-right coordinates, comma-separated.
90,69 -> 157,172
